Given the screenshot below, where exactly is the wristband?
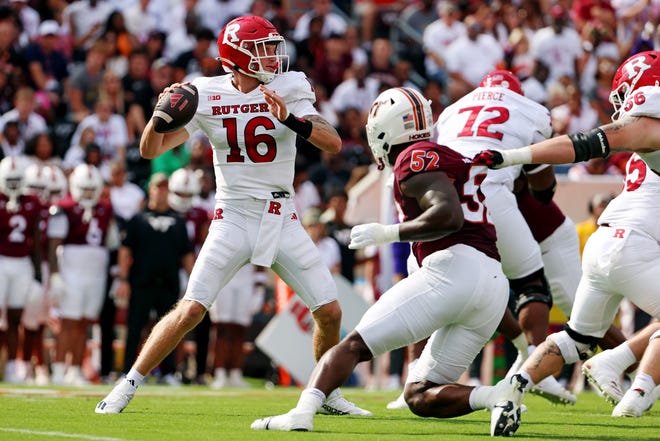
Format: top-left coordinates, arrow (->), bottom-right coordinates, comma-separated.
383,224 -> 400,243
568,128 -> 610,163
500,148 -> 533,166
280,112 -> 313,139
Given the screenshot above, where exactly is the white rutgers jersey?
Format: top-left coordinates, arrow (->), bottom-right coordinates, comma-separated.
436,87 -> 552,189
598,86 -> 660,241
185,71 -> 318,200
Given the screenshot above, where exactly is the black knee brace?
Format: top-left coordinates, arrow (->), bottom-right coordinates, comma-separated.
564,324 -> 599,360
510,269 -> 552,313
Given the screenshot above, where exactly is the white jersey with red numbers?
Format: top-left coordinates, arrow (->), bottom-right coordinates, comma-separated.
185,71 -> 318,201
436,86 -> 552,191
597,85 -> 660,241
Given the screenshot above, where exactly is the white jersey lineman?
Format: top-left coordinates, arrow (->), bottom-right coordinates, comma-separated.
181,71 -> 337,312
436,86 -> 552,279
568,86 -> 660,337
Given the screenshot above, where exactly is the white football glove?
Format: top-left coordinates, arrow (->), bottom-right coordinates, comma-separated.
348,223 -> 400,249
49,272 -> 66,306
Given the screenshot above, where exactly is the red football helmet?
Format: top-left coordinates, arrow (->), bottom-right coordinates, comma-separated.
218,15 -> 289,83
609,50 -> 660,120
479,70 -> 524,96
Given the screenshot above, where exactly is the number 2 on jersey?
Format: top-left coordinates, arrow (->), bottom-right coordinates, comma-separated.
456,106 -> 509,140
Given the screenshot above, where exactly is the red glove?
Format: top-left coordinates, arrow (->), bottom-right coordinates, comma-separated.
473,150 -> 504,168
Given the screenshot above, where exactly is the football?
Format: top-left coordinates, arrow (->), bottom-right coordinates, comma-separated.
152,84 -> 199,133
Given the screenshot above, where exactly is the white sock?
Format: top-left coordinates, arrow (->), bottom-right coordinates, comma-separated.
126,368 -> 145,388
296,388 -> 325,414
606,344 -> 637,372
630,373 -> 656,395
469,385 -> 491,410
512,333 -> 528,354
518,370 -> 534,388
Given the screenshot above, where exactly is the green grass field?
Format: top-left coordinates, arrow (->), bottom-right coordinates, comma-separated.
1,384 -> 658,441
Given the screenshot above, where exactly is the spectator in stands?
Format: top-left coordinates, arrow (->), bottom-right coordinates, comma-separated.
0,121 -> 23,159
0,86 -> 48,146
122,49 -> 153,124
423,1 -> 465,86
70,98 -> 129,164
395,0 -> 437,75
330,62 -> 380,117
522,60 -> 550,105
8,0 -> 39,46
113,173 -> 194,386
99,70 -> 145,144
314,32 -> 352,96
144,30 -> 166,64
172,27 -> 215,83
62,126 -> 95,174
0,17 -> 25,95
293,0 -> 348,43
82,142 -> 111,181
195,0 -> 251,37
422,79 -> 445,121
344,25 -> 367,66
23,20 -> 68,95
63,0 -> 113,62
103,10 -> 139,62
551,82 -> 599,136
444,14 -> 504,102
530,5 -> 582,89
367,37 -> 397,87
312,82 -> 339,128
67,41 -> 107,122
24,132 -> 61,168
123,0 -> 159,43
295,15 -> 325,75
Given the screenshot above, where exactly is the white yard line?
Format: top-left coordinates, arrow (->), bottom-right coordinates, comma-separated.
0,427 -> 137,441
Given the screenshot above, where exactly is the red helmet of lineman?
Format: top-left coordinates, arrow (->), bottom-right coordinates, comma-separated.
610,50 -> 660,120
218,15 -> 289,83
480,70 -> 524,96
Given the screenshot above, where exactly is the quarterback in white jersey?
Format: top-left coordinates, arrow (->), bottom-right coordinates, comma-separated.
473,50 -> 660,429
97,15 -> 370,417
437,70 -> 554,348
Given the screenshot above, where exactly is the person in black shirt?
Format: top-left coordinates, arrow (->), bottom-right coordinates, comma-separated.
114,172 -> 194,385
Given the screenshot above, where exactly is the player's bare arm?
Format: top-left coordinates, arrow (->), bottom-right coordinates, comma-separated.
260,84 -> 341,154
140,120 -> 189,159
398,171 -> 464,242
304,114 -> 341,154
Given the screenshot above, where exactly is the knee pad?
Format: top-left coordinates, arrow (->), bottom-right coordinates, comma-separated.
548,326 -> 598,364
649,330 -> 660,342
510,269 -> 552,313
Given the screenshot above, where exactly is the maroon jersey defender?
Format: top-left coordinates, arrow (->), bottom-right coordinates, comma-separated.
0,193 -> 41,257
251,87 -> 509,436
52,195 -> 114,246
393,141 -> 499,265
